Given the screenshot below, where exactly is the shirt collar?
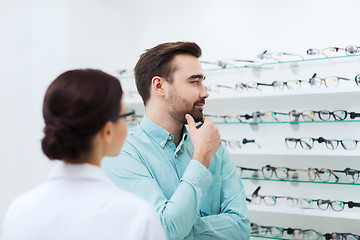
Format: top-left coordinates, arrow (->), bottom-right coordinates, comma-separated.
48,161 -> 113,184
140,115 -> 189,148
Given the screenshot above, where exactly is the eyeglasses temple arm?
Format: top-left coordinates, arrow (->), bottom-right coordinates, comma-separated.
323,233 -> 331,240
350,112 -> 360,119
204,114 -> 218,118
215,84 -> 233,89
347,201 -> 360,208
200,60 -> 227,68
291,168 -> 308,173
199,60 -> 216,65
275,112 -> 288,115
116,110 -> 136,120
331,170 -> 342,182
257,83 -> 273,86
252,186 -> 261,196
233,59 -> 259,63
239,167 -> 259,172
283,52 -> 304,59
242,114 -> 253,120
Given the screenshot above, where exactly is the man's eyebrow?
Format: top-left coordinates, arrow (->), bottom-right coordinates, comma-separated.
188,74 -> 206,80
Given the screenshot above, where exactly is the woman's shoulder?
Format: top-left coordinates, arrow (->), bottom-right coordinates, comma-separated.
8,182 -> 51,208
104,182 -> 154,209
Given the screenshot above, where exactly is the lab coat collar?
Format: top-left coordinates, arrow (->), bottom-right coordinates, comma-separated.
48,161 -> 113,184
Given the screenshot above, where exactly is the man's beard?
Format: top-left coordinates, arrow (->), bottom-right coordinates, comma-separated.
167,89 -> 205,124
188,99 -> 205,122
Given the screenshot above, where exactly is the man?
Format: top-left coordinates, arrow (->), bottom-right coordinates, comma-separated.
102,42 -> 250,240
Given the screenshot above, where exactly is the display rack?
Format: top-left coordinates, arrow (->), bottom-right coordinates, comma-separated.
241,178 -> 360,186
118,54 -> 360,80
251,236 -> 290,240
122,53 -> 360,236
247,205 -> 360,220
227,149 -> 360,157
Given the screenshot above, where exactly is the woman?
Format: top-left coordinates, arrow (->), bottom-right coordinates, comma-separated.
2,69 -> 165,240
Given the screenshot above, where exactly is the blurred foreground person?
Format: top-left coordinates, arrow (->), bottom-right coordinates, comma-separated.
2,69 -> 165,240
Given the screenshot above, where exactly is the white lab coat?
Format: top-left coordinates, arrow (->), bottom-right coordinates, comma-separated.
1,161 -> 166,240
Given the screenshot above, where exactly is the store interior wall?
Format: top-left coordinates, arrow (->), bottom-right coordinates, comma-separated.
0,0 -> 69,233
1,0 -> 359,234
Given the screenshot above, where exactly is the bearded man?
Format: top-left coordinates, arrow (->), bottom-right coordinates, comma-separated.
102,42 -> 250,240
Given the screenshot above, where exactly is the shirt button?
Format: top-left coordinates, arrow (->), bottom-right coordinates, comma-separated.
175,154 -> 178,158
160,141 -> 164,145
168,136 -> 172,140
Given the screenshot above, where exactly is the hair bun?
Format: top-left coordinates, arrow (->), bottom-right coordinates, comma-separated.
41,120 -> 81,160
42,69 -> 123,162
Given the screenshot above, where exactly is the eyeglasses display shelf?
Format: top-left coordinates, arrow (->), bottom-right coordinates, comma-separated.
226,149 -> 360,157
247,205 -> 360,221
241,178 -> 360,185
120,50 -> 360,234
250,235 -> 290,240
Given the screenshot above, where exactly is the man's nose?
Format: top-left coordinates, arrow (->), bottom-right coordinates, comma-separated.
200,85 -> 209,99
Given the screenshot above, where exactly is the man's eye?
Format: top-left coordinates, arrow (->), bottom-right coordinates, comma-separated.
192,81 -> 199,85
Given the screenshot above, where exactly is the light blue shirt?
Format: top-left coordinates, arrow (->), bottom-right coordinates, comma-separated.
102,115 -> 250,240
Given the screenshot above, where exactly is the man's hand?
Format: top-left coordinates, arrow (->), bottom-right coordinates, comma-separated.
185,114 -> 221,168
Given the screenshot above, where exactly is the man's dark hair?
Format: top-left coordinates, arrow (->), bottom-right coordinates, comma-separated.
134,41 -> 202,105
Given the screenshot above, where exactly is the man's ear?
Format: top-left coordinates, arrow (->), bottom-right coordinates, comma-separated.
152,76 -> 166,97
99,122 -> 113,144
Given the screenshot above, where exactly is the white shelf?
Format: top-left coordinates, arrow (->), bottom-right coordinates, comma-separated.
247,205 -> 360,220
208,87 -> 360,101
226,149 -> 360,157
124,88 -> 360,104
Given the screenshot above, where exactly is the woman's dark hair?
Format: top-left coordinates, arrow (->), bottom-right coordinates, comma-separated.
134,41 -> 202,105
41,69 -> 123,162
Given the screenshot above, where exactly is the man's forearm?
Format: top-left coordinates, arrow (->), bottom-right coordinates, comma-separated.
138,160 -> 213,240
186,213 -> 251,240
158,179 -> 205,240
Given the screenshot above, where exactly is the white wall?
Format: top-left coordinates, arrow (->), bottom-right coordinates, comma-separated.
67,0 -> 135,74
1,0 -> 360,236
67,0 -> 360,68
0,0 -> 68,233
67,0 -> 360,85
